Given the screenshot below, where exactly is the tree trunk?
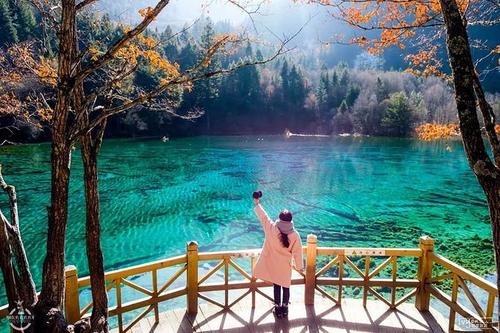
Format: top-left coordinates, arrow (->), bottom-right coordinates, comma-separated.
81,133 -> 109,332
0,215 -> 19,308
485,182 -> 500,323
438,0 -> 500,323
35,0 -> 77,330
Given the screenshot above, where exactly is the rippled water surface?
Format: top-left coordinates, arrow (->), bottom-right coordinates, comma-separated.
0,136 -> 494,300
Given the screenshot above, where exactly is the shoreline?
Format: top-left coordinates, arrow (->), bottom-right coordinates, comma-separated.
0,132 -> 466,147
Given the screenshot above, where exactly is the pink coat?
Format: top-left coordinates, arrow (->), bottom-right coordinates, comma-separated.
253,204 -> 303,288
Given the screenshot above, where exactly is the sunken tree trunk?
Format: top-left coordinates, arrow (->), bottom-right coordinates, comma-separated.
35,0 -> 78,331
0,219 -> 19,307
438,0 -> 500,323
0,168 -> 37,333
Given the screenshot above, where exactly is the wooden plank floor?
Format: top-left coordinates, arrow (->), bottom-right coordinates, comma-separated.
111,290 -> 448,333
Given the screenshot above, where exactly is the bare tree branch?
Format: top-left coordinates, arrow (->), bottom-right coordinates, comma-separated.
76,0 -> 98,11
75,0 -> 172,82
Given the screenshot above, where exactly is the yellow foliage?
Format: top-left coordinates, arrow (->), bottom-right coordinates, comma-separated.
138,6 -> 154,18
143,49 -> 180,77
88,45 -> 101,61
415,123 -> 460,140
34,57 -> 57,86
326,0 -> 473,73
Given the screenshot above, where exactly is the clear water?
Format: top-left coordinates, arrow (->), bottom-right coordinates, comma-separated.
0,136 -> 494,302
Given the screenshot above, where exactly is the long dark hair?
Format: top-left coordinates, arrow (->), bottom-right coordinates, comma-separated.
279,232 -> 290,248
278,210 -> 293,248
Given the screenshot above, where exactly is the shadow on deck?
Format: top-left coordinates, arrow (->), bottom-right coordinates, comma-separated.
119,297 -> 447,333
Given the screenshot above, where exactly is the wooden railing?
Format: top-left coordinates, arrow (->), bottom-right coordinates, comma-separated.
429,252 -> 498,332
0,234 -> 498,332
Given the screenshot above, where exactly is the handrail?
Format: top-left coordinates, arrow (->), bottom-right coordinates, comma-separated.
0,234 -> 497,333
316,247 -> 422,257
429,252 -> 499,332
77,254 -> 186,287
430,253 -> 497,294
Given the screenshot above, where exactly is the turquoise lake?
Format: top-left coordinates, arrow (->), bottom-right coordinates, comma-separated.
0,136 -> 494,302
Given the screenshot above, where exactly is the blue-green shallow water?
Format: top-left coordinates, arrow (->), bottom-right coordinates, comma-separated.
0,136 -> 494,303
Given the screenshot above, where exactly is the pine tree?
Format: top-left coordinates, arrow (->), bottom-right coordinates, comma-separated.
316,69 -> 330,114
331,70 -> 338,86
11,0 -> 36,41
237,44 -> 260,101
255,49 -> 263,61
0,0 -> 18,46
197,20 -> 220,102
381,92 -> 412,136
339,69 -> 349,87
339,99 -> 349,113
376,77 -> 389,102
288,65 -> 306,106
178,42 -> 197,71
280,60 -> 289,94
159,25 -> 178,60
345,85 -> 360,106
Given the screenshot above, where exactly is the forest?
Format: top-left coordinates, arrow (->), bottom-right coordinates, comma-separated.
1,0 -> 498,143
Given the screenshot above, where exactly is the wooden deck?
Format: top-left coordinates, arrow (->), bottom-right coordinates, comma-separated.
112,290 -> 448,333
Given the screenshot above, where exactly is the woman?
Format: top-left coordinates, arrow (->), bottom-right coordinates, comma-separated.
252,191 -> 304,318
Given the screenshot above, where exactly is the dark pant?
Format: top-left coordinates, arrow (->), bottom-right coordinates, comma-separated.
273,284 -> 290,306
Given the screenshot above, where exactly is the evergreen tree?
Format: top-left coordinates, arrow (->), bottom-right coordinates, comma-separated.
178,43 -> 197,71
332,99 -> 353,133
331,70 -> 338,86
339,69 -> 349,87
197,20 -> 220,102
345,85 -> 360,106
237,45 -> 260,101
376,77 -> 389,102
339,99 -> 349,113
255,49 -> 263,61
134,65 -> 160,90
280,60 -> 289,94
0,0 -> 18,46
160,25 -> 178,60
10,0 -> 36,41
381,92 -> 412,136
287,65 -> 306,106
316,67 -> 330,115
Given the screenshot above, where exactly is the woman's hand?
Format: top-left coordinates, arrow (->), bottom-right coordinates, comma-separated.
252,191 -> 262,205
295,267 -> 304,275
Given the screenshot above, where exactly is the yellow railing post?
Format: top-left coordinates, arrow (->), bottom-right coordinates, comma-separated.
305,234 -> 317,305
64,265 -> 80,323
415,235 -> 434,311
186,241 -> 199,314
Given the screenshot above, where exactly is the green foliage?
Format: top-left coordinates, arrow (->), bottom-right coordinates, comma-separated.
381,92 -> 412,136
280,60 -> 289,93
316,69 -> 329,113
4,9 -> 481,142
10,0 -> 36,41
376,77 -> 389,102
178,43 -> 198,71
0,0 -> 18,46
346,85 -> 360,106
195,20 -> 220,102
287,65 -> 306,106
0,0 -> 39,47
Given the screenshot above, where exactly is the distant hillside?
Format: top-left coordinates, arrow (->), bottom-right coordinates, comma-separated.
95,0 -> 499,92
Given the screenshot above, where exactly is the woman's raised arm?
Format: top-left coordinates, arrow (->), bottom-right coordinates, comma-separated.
254,201 -> 273,233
